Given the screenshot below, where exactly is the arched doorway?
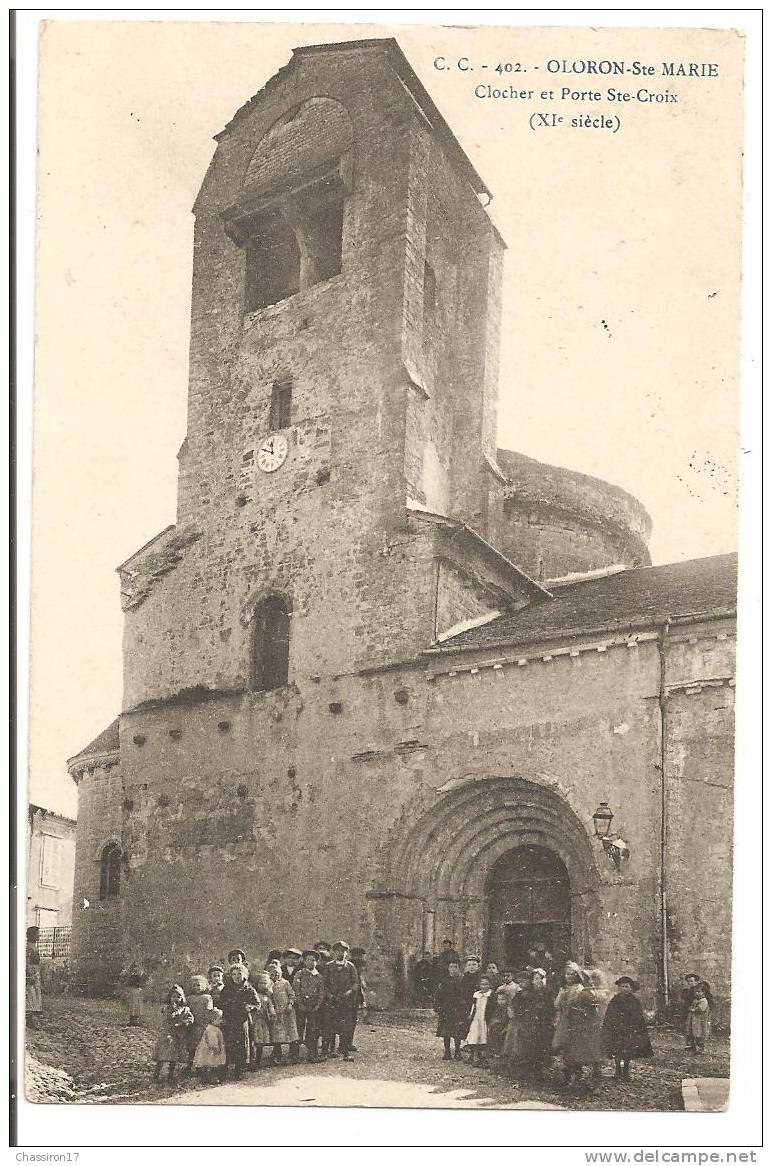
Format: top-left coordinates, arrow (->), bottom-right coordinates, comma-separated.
485,845 -> 571,969
372,775 -> 602,993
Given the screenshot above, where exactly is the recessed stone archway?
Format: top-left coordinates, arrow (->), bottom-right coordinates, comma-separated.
376,773 -> 602,971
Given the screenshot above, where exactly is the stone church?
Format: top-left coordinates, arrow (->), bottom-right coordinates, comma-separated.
68,38 -> 736,1017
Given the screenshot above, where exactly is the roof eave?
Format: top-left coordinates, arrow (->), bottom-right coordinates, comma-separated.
67,748 -> 121,783
116,525 -> 176,573
423,605 -> 738,655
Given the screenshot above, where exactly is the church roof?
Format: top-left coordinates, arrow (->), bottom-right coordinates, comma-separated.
67,717 -> 120,765
426,553 -> 737,653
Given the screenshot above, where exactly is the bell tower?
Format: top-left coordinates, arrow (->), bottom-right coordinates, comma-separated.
120,39 -> 509,710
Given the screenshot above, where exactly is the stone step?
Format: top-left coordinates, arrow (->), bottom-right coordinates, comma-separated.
681,1077 -> 730,1112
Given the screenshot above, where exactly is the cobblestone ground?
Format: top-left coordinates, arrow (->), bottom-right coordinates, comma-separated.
25,997 -> 730,1111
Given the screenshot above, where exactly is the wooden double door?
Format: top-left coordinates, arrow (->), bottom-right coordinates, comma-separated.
485,845 -> 571,970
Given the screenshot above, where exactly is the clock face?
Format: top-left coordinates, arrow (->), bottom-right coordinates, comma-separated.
257,433 -> 289,473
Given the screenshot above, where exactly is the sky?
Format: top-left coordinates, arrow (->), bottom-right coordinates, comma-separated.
28,20 -> 744,817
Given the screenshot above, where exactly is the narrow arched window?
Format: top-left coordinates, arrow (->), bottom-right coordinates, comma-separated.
251,596 -> 291,691
99,842 -> 122,900
269,377 -> 293,431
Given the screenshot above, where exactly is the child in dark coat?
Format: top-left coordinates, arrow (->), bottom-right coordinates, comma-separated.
461,957 -> 482,1007
602,976 -> 653,1081
219,962 -> 261,1079
510,970 -> 553,1080
486,984 -> 510,1058
434,959 -> 468,1060
207,964 -> 225,1006
293,950 -> 326,1061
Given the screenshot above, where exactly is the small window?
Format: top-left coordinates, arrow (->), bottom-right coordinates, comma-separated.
269,378 -> 293,431
251,596 -> 291,691
39,835 -> 62,889
99,842 -> 122,900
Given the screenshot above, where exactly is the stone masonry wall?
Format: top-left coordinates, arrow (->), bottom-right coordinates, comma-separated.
400,118 -> 504,531
74,621 -> 733,1012
662,622 -> 735,1023
493,504 -> 642,581
70,762 -> 125,992
434,558 -> 501,639
490,450 -> 652,579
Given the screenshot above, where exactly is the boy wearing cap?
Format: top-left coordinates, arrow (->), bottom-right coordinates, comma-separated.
294,950 -> 326,1061
434,959 -> 468,1060
314,942 -> 333,965
282,948 -> 303,983
321,941 -> 359,1061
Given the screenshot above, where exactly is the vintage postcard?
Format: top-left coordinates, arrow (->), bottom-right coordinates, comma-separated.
19,13 -> 756,1142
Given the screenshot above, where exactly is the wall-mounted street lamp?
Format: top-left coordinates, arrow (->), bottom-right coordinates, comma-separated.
592,801 -> 614,839
592,801 -> 630,870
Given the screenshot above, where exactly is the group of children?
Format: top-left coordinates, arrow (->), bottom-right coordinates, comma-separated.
148,936 -> 712,1087
430,945 -> 713,1087
152,941 -> 365,1084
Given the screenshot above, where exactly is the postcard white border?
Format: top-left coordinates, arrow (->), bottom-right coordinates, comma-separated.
11,7 -> 763,1155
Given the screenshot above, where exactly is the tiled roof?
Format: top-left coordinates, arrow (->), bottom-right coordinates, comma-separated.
428,553 -> 737,652
68,717 -> 120,763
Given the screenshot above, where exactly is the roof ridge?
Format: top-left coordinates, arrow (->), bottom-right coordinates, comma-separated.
549,551 -> 738,590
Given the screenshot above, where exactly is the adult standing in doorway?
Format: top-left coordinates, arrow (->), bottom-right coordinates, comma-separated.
435,939 -> 461,978
413,951 -> 437,1001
